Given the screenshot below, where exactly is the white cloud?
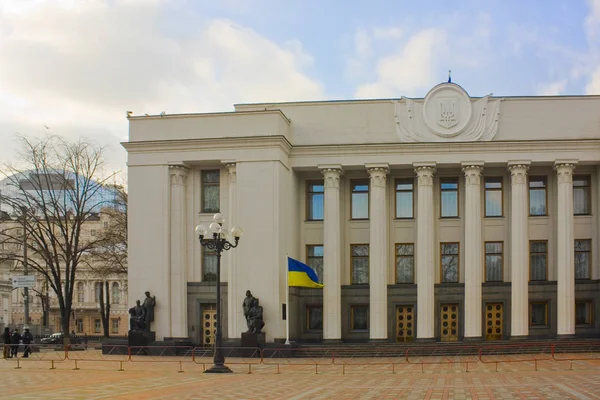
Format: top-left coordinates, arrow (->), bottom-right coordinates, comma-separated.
0,0 -> 324,173
372,27 -> 403,40
354,29 -> 446,98
585,69 -> 600,94
537,80 -> 568,95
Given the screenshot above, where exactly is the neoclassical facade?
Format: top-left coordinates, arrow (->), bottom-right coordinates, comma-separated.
124,82 -> 600,344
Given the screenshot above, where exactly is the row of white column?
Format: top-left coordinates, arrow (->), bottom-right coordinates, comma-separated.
319,160 -> 577,341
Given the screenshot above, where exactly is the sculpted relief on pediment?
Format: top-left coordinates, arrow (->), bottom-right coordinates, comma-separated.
394,83 -> 502,142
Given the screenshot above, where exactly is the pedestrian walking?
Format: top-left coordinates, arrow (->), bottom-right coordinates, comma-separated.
22,327 -> 33,358
11,329 -> 21,358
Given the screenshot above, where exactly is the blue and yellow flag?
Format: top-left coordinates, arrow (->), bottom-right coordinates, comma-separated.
288,257 -> 324,288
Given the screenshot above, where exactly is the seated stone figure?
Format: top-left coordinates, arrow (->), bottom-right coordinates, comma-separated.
128,304 -> 146,331
248,298 -> 265,334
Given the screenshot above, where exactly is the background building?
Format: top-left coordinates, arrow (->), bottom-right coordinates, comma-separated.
0,173 -> 128,335
125,82 -> 600,344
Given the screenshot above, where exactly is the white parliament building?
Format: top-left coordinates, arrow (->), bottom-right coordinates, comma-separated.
124,82 -> 600,345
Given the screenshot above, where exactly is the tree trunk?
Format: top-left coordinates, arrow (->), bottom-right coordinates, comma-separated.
100,281 -> 111,337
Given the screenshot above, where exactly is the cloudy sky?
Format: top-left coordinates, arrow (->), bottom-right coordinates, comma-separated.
1,0 -> 599,176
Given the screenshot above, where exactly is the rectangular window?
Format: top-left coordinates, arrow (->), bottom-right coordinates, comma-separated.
395,179 -> 414,218
306,245 -> 324,284
306,306 -> 323,331
395,244 -> 414,283
111,318 -> 119,334
574,176 -> 591,215
351,244 -> 369,284
76,319 -> 84,333
90,229 -> 97,237
485,242 -> 503,282
306,181 -> 324,221
484,177 -> 503,217
351,305 -> 368,331
94,319 -> 101,333
351,180 -> 369,219
201,170 -> 220,213
575,301 -> 593,325
441,243 -> 459,283
530,302 -> 548,326
529,177 -> 547,216
202,248 -> 217,282
575,239 -> 591,279
530,241 -> 548,281
440,178 -> 459,217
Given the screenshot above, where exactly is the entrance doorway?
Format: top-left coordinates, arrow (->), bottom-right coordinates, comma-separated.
440,303 -> 459,342
202,304 -> 217,347
395,305 -> 414,342
485,303 -> 503,340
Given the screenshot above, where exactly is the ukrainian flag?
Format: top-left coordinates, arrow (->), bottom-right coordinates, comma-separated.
287,257 -> 324,288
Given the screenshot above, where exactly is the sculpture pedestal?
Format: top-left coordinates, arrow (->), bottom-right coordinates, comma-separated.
128,330 -> 156,355
240,332 -> 265,357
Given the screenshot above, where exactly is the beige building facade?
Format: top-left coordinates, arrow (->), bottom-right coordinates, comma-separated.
124,82 -> 600,344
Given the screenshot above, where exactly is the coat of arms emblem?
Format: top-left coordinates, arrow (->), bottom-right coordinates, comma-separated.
437,97 -> 458,129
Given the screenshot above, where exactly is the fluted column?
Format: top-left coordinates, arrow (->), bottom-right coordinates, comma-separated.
555,160 -> 577,336
508,161 -> 530,338
225,163 -> 238,339
169,165 -> 189,337
415,163 -> 436,339
462,162 -> 484,339
319,165 -> 343,341
367,163 -> 389,340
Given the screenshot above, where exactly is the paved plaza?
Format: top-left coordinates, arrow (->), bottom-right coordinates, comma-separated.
2,351 -> 600,399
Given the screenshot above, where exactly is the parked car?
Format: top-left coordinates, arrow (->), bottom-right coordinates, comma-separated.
40,333 -> 82,345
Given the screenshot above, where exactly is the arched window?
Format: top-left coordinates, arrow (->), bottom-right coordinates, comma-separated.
111,282 -> 120,304
77,282 -> 85,303
95,282 -> 102,303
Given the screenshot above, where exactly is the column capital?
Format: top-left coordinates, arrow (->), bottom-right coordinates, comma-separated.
319,165 -> 343,189
508,161 -> 530,185
224,162 -> 237,183
366,163 -> 389,188
461,163 -> 483,186
554,160 -> 577,184
414,163 -> 436,187
169,165 -> 189,185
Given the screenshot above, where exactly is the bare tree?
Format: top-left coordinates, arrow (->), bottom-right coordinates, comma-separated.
86,186 -> 127,337
0,135 -> 117,340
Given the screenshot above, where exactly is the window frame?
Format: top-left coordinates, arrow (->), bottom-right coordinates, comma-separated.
111,318 -> 119,334
76,319 -> 84,334
350,244 -> 369,284
94,319 -> 101,333
395,243 -> 415,284
573,175 -> 591,216
306,180 -> 325,221
350,305 -> 369,331
394,178 -> 414,219
77,282 -> 85,303
202,247 -> 218,282
528,176 -> 548,216
529,240 -> 548,281
440,242 -> 460,283
306,305 -> 323,332
575,300 -> 593,326
306,245 -> 324,284
484,241 -> 504,282
484,177 -> 503,217
575,239 -> 592,280
440,177 -> 459,218
111,282 -> 120,304
350,179 -> 370,220
529,301 -> 548,327
201,169 -> 220,214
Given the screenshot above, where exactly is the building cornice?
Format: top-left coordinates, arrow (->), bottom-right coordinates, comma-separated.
127,109 -> 291,124
122,135 -> 293,155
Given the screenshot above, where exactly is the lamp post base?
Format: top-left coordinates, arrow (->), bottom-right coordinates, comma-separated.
204,364 -> 233,374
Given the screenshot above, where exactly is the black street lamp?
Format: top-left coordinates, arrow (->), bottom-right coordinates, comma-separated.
195,213 -> 242,373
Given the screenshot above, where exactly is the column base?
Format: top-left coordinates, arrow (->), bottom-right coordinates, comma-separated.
556,334 -> 577,340
463,336 -> 483,342
204,364 -> 233,374
322,339 -> 343,345
509,335 -> 529,340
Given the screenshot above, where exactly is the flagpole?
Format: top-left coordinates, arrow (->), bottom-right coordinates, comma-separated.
285,253 -> 290,345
